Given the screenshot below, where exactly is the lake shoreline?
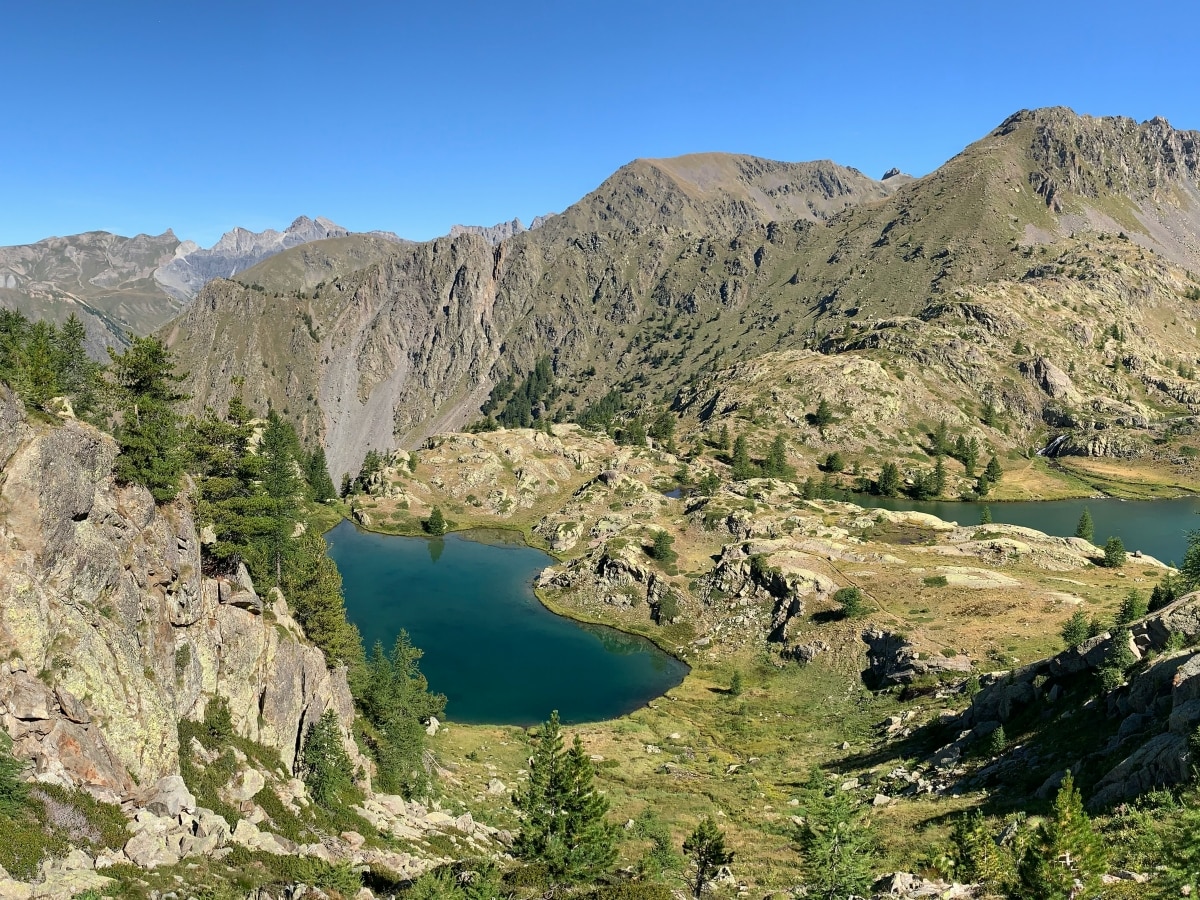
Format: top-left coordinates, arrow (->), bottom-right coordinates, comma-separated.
326,521 -> 689,726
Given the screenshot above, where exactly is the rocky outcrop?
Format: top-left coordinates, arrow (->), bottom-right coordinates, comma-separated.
0,384 -> 358,800
861,630 -> 972,686
934,592 -> 1200,807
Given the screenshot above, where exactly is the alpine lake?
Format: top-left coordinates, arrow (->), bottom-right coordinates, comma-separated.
853,494 -> 1200,565
326,520 -> 688,726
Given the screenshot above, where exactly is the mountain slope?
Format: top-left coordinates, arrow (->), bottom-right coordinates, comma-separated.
0,230 -> 183,357
164,109 -> 1200,488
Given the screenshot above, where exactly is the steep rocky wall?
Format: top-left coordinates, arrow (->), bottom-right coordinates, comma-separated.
0,385 -> 358,801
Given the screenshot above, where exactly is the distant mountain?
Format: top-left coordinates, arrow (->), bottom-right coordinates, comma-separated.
448,215 -> 555,245
539,153 -> 898,237
0,217 -> 408,355
0,230 -> 183,357
153,216 -> 407,301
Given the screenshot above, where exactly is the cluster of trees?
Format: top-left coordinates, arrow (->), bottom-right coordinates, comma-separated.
730,433 -> 793,481
0,310 -> 99,416
482,358 -> 557,428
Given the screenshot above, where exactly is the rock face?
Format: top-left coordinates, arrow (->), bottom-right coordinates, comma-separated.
935,591 -> 1200,807
862,630 -> 972,686
0,384 -> 358,800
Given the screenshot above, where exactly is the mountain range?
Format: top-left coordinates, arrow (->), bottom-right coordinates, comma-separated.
7,107 -> 1200,489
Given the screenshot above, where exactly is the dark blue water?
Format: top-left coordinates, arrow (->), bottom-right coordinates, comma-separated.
325,521 -> 688,725
852,495 -> 1200,565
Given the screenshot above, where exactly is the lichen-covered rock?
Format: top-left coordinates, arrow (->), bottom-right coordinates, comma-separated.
0,388 -> 361,800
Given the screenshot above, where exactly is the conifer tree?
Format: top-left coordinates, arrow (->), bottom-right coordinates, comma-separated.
259,410 -> 302,584
812,398 -> 834,428
108,335 -> 188,502
963,436 -> 980,477
1075,508 -> 1094,543
796,768 -> 877,900
932,419 -> 949,456
357,632 -> 446,798
301,710 -> 357,808
425,506 -> 447,536
683,816 -> 735,899
1103,535 -> 1126,568
876,462 -> 901,497
944,810 -> 1012,890
932,455 -> 947,496
512,711 -> 617,885
985,454 -> 1003,482
1014,772 -> 1107,900
1060,610 -> 1090,649
731,434 -> 756,481
1114,589 -> 1148,627
980,505 -> 992,525
764,433 -> 793,478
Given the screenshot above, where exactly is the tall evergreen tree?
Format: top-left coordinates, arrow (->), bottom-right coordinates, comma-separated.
932,455 -> 947,497
731,435 -> 756,481
357,632 -> 446,798
108,335 -> 188,502
512,711 -> 618,885
1075,508 -> 1094,543
796,769 -> 877,900
876,462 -> 901,497
1014,772 -> 1107,900
763,433 -> 793,478
985,455 -> 1004,482
259,410 -> 302,585
683,817 -> 735,899
1060,610 -> 1090,649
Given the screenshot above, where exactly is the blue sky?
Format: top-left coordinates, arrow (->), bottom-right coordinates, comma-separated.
3,0 -> 1196,247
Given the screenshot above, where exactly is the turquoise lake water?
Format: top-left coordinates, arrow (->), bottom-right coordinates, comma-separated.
852,495 -> 1200,565
325,520 -> 688,726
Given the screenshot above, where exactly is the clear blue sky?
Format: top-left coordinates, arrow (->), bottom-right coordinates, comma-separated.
3,0 -> 1196,247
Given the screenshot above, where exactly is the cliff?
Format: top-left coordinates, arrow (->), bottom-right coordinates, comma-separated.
0,383 -> 357,801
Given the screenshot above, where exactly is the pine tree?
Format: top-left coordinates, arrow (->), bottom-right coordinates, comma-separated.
982,398 -> 998,428
1075,508 -> 1094,543
1014,772 -> 1107,900
731,434 -> 756,481
1060,610 -> 1090,649
976,472 -> 992,497
964,436 -> 980,477
876,462 -> 901,497
812,399 -> 834,428
764,433 -> 793,478
823,451 -> 845,473
985,455 -> 1003,482
683,816 -> 735,899
425,507 -> 447,536
945,810 -> 1012,890
1098,627 -> 1137,692
716,423 -> 730,452
980,505 -> 992,525
53,313 -> 97,414
512,711 -> 617,885
1103,536 -> 1126,568
932,419 -> 949,456
259,410 -> 302,585
108,335 -> 189,502
932,455 -> 947,497
1181,529 -> 1200,591
1114,589 -> 1148,627
301,710 -> 357,808
305,447 -> 338,501
357,632 -> 446,798
796,768 -> 877,900
728,671 -> 743,696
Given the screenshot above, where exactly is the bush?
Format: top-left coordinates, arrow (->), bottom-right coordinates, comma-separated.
923,575 -> 949,587
834,586 -> 867,619
587,883 -> 674,900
